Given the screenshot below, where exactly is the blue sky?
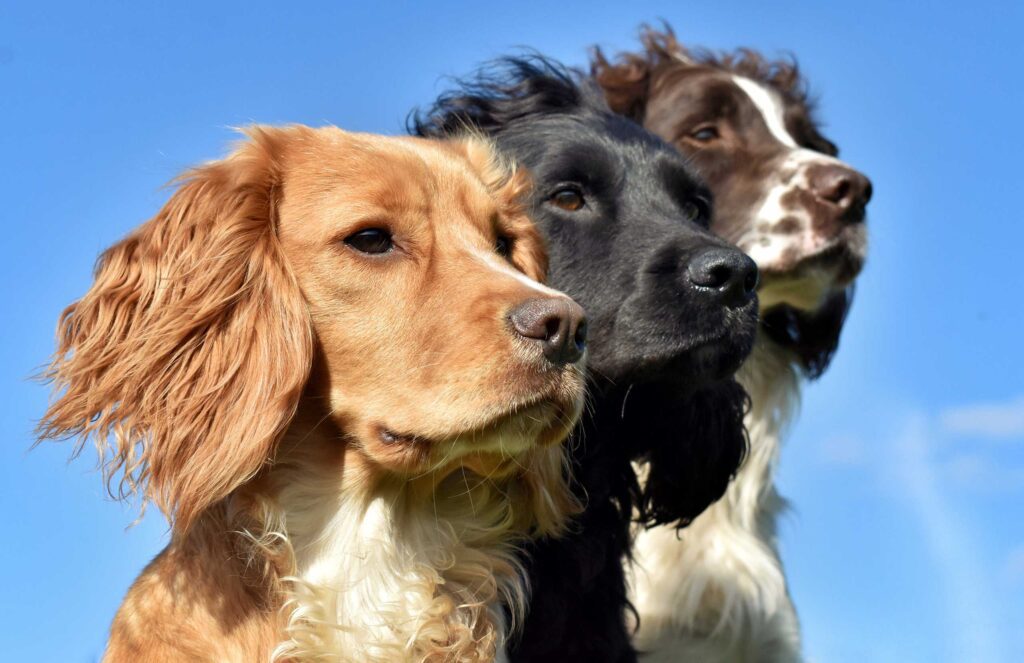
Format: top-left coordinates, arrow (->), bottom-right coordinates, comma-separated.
2,1 -> 1022,661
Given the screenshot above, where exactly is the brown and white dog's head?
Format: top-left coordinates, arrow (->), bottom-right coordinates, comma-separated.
594,26 -> 872,376
38,126 -> 586,533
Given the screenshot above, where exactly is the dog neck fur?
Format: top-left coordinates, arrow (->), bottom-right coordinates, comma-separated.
263,435 -> 535,662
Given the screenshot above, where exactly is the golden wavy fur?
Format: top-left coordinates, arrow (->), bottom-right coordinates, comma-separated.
38,126 -> 585,662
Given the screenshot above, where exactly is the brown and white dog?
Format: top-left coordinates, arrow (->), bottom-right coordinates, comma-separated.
593,27 -> 872,662
38,126 -> 587,662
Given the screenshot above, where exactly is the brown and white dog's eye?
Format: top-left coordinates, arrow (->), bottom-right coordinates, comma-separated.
496,235 -> 513,259
689,125 -> 720,142
345,228 -> 393,254
549,186 -> 585,211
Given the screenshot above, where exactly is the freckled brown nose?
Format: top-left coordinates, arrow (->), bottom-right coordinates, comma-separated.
809,165 -> 873,223
509,298 -> 587,366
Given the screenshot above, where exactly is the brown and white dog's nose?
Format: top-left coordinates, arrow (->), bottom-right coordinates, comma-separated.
809,164 -> 873,222
509,298 -> 588,365
686,247 -> 759,308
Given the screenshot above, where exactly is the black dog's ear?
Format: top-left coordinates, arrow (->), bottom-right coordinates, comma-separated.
409,55 -> 586,138
762,287 -> 854,379
636,380 -> 749,528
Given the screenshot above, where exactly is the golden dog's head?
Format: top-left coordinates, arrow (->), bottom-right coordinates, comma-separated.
39,126 -> 586,532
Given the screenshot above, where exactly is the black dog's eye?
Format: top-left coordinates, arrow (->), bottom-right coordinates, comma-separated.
690,125 -> 720,142
344,228 -> 393,254
549,186 -> 585,212
680,197 -> 711,224
496,235 -> 513,258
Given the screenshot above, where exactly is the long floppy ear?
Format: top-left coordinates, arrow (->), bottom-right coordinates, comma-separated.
636,380 -> 749,528
761,287 -> 854,379
520,444 -> 581,539
37,127 -> 314,532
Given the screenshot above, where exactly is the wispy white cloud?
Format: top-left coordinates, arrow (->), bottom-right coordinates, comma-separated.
894,415 -> 1006,663
939,395 -> 1024,439
810,402 -> 1020,659
941,453 -> 1024,492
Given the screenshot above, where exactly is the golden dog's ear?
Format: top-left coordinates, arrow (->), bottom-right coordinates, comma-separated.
38,127 -> 313,532
521,445 -> 580,538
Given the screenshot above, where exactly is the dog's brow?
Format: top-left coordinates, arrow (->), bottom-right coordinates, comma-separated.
468,243 -> 560,298
731,75 -> 798,149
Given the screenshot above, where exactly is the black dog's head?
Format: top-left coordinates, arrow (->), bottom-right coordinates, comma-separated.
414,57 -> 758,389
413,57 -> 758,526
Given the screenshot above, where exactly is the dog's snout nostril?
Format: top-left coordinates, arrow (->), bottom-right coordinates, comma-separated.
687,248 -> 759,307
509,298 -> 587,366
832,178 -> 850,204
706,264 -> 733,289
544,316 -> 562,342
811,165 -> 872,222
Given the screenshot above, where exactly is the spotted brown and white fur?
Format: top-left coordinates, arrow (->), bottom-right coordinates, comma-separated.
594,28 -> 872,662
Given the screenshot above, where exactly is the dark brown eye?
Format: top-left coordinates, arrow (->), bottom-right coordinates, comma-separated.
344,228 -> 393,254
496,235 -> 513,258
680,197 -> 711,224
690,125 -> 720,142
549,186 -> 585,211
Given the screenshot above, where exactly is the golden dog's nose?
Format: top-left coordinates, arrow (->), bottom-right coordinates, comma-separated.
509,298 -> 587,366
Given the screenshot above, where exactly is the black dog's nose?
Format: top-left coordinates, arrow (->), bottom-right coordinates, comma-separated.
686,247 -> 759,307
509,297 -> 587,365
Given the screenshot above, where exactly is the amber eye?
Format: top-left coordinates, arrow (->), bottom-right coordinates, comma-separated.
549,186 -> 585,211
690,125 -> 720,142
680,197 -> 711,224
496,235 -> 513,258
344,228 -> 393,254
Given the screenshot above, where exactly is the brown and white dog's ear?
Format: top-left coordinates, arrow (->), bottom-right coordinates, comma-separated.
590,24 -> 692,121
590,45 -> 652,121
38,127 -> 313,532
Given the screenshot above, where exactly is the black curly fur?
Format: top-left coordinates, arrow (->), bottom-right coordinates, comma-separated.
412,56 -> 757,662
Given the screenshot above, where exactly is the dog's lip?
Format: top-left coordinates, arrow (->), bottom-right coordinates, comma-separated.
637,316 -> 757,380
759,232 -> 866,282
375,393 -> 570,448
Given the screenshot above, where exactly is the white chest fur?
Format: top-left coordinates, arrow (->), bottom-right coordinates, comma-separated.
268,467 -> 527,663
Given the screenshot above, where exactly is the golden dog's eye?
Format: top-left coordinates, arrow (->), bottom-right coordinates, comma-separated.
549,186 -> 585,212
496,235 -> 513,259
690,125 -> 720,142
345,228 -> 393,255
680,197 -> 711,224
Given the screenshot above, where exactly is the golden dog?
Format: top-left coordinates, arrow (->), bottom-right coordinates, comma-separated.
39,126 -> 587,662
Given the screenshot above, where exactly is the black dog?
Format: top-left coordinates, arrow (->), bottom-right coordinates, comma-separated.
413,57 -> 759,662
